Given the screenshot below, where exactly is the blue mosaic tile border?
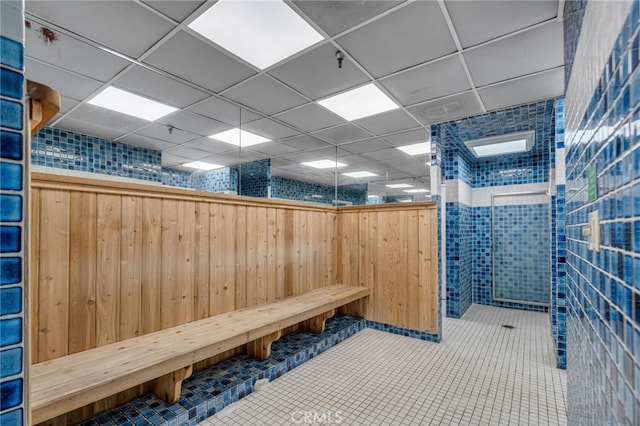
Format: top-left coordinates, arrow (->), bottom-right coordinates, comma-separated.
564,2 -> 640,423
32,127 -> 162,182
0,3 -> 26,423
365,320 -> 439,342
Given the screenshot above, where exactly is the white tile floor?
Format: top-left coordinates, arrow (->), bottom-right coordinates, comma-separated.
200,305 -> 567,425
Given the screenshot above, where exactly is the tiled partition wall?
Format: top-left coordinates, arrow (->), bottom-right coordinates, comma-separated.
0,0 -> 27,424
32,127 -> 162,182
441,100 -> 556,319
564,0 -> 639,424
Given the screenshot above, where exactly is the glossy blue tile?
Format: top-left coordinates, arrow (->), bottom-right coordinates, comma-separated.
0,226 -> 20,253
0,258 -> 20,286
0,318 -> 21,347
0,379 -> 22,410
0,348 -> 22,378
0,99 -> 22,131
0,162 -> 22,191
0,37 -> 23,71
0,68 -> 22,100
0,131 -> 22,161
0,408 -> 23,426
0,195 -> 21,222
0,287 -> 21,316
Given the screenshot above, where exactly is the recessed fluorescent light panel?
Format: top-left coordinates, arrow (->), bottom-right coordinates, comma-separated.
302,160 -> 347,169
385,183 -> 413,189
188,0 -> 323,70
465,130 -> 535,158
342,171 -> 378,178
183,161 -> 224,170
318,83 -> 399,121
397,142 -> 431,156
88,87 -> 177,121
403,189 -> 430,193
208,128 -> 270,147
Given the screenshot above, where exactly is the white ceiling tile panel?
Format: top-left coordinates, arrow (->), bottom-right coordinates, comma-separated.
250,142 -> 300,157
144,31 -> 256,92
380,56 -> 471,106
353,109 -> 420,135
25,58 -> 103,101
117,133 -> 176,151
463,21 -> 564,87
478,68 -> 564,111
222,75 -> 308,115
161,151 -> 192,167
188,96 -> 262,126
446,0 -> 558,48
140,0 -> 205,22
114,66 -> 210,109
136,123 -> 200,144
163,145 -> 212,161
26,1 -> 175,57
340,138 -> 393,154
25,25 -> 130,81
182,137 -> 241,155
311,123 -> 372,144
66,104 -> 149,133
382,129 -> 431,147
407,92 -> 485,125
336,1 -> 456,78
58,96 -> 79,114
274,103 -> 345,132
268,43 -> 370,100
157,111 -> 231,136
55,117 -> 128,141
241,118 -> 300,140
278,135 -> 332,151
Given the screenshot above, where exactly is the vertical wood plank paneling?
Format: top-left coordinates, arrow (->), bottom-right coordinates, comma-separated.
120,196 -> 142,340
30,188 -> 40,364
176,200 -> 195,325
210,204 -> 236,315
160,199 -> 178,329
141,198 -> 161,334
266,208 -> 278,302
275,209 -> 286,299
194,202 -> 210,320
96,194 -> 121,347
245,206 -> 258,307
235,206 -> 247,309
68,192 -> 97,354
284,210 -> 294,296
255,207 -> 267,304
418,209 -> 432,331
407,210 -> 420,330
38,190 -> 70,361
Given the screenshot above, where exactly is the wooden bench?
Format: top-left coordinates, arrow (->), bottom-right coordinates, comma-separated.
31,284 -> 369,424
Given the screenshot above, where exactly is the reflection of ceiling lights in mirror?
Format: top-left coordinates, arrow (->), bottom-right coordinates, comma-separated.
367,194 -> 381,198
403,189 -> 430,193
188,0 -> 323,70
465,130 -> 535,158
342,171 -> 378,178
87,87 -> 177,121
302,159 -> 347,169
209,128 -> 271,147
397,142 -> 431,156
183,161 -> 224,170
385,183 -> 413,188
317,83 -> 399,121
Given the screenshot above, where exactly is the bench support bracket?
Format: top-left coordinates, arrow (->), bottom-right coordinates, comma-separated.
301,309 -> 336,334
151,365 -> 193,403
247,330 -> 282,360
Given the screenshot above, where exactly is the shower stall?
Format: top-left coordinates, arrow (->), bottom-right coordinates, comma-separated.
491,191 -> 550,306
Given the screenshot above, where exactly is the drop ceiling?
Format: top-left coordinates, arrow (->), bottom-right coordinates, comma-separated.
23,0 -> 565,195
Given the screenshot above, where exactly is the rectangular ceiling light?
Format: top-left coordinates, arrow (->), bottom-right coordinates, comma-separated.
397,142 -> 431,156
183,161 -> 224,170
318,83 -> 399,121
385,183 -> 413,189
302,159 -> 347,169
188,0 -> 323,70
209,128 -> 271,147
465,130 -> 535,158
403,188 -> 430,193
342,171 -> 378,178
88,87 -> 177,121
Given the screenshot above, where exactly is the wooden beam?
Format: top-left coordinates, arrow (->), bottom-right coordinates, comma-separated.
301,309 -> 335,334
151,365 -> 193,404
246,330 -> 282,360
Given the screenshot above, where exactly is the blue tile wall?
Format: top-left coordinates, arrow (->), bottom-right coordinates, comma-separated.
564,2 -> 640,424
161,168 -> 191,188
233,159 -> 271,198
493,204 -> 551,305
189,168 -> 233,193
445,202 -> 473,318
563,0 -> 588,87
271,176 -> 367,205
32,127 -> 162,182
0,3 -> 26,422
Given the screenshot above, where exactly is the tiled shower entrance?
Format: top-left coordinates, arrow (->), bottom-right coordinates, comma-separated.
201,304 -> 567,425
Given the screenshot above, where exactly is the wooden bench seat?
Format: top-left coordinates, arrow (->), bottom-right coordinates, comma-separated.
31,284 -> 369,424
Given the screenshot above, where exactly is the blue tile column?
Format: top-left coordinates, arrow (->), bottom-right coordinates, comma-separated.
430,125 -> 442,341
0,0 -> 27,424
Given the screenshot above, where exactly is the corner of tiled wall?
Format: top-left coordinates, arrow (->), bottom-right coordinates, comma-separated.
430,125 -> 443,341
0,0 -> 28,424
